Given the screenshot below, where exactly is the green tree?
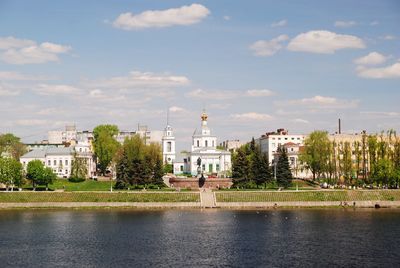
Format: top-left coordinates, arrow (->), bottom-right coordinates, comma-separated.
70,151 -> 88,182
93,125 -> 120,175
276,146 -> 293,188
26,160 -> 55,190
0,133 -> 27,160
0,157 -> 23,190
232,146 -> 250,186
342,141 -> 353,185
368,135 -> 378,183
299,130 -> 330,180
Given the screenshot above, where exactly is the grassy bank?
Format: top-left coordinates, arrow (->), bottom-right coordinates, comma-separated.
0,192 -> 200,203
216,190 -> 400,202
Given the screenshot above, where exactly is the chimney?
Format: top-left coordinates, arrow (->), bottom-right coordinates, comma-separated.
338,118 -> 341,134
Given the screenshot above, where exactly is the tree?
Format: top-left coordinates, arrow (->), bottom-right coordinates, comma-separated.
93,125 -> 120,175
232,146 -> 249,186
299,131 -> 330,180
342,141 -> 353,185
70,151 -> 88,182
368,135 -> 378,183
259,152 -> 272,186
276,146 -> 293,188
0,133 -> 27,160
0,157 -> 23,190
26,160 -> 55,190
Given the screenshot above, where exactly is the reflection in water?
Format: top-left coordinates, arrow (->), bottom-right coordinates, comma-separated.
0,209 -> 399,267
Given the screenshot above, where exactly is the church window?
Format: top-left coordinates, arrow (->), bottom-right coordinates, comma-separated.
167,142 -> 172,152
208,164 -> 213,172
48,160 -> 51,166
216,164 -> 220,171
202,164 -> 205,171
197,140 -> 199,147
180,165 -> 184,172
205,140 -> 208,147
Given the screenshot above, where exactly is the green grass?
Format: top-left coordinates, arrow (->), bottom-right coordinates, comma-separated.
49,180 -> 113,191
22,179 -> 175,192
0,192 -> 200,203
216,190 -> 400,202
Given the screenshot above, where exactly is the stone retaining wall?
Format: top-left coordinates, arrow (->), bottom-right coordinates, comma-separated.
216,201 -> 400,208
0,202 -> 201,208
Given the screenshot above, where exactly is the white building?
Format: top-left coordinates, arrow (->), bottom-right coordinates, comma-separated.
48,125 -> 77,144
256,128 -> 308,178
162,124 -> 176,164
116,126 -> 163,145
20,146 -> 96,178
173,111 -> 231,176
256,128 -> 305,163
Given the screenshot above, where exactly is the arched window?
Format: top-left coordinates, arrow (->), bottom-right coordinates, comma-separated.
197,140 -> 199,147
205,140 -> 208,147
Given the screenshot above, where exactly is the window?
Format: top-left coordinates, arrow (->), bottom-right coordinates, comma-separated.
59,160 -> 62,165
48,160 -> 51,166
79,148 -> 82,152
202,164 -> 205,171
285,138 -> 288,140
65,160 -> 68,165
216,164 -> 220,171
54,160 -> 57,166
212,141 -> 214,147
180,165 -> 184,172
205,140 -> 208,147
209,164 -> 213,172
197,140 -> 199,147
167,142 -> 172,152
65,169 -> 68,174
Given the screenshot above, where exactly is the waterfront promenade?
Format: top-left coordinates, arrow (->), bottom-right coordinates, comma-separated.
1,190 -> 400,209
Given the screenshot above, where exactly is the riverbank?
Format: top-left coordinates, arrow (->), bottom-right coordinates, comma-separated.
1,190 -> 400,209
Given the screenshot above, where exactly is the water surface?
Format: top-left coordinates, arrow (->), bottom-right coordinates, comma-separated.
0,209 -> 399,267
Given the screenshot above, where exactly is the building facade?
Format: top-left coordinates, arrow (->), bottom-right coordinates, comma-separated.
173,111 -> 231,176
162,124 -> 176,164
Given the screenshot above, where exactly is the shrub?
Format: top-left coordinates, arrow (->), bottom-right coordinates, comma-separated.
68,177 -> 85,183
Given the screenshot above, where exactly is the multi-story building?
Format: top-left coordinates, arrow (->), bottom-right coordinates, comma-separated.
219,140 -> 246,152
20,145 -> 96,178
162,124 -> 176,165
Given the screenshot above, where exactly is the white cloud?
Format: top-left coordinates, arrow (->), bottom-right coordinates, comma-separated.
356,62 -> 400,79
186,89 -> 239,100
246,89 -> 275,97
334,20 -> 357,28
0,85 -> 19,96
83,71 -> 190,89
33,84 -> 82,96
292,118 -> 310,124
287,30 -> 365,54
361,111 -> 400,118
250,34 -> 289,57
382,35 -> 396,40
354,52 -> 387,65
271,19 -> 287,27
113,4 -> 210,30
277,95 -> 359,109
370,20 -> 379,26
223,15 -> 231,21
0,36 -> 71,65
16,119 -> 48,126
169,106 -> 186,112
0,71 -> 51,81
0,36 -> 35,49
231,112 -> 273,121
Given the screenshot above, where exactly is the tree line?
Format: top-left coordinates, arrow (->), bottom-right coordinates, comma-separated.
300,130 -> 400,187
92,124 -> 164,189
232,138 -> 293,188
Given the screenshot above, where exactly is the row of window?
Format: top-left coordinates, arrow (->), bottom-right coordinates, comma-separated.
47,159 -> 71,167
194,140 -> 215,147
271,137 -> 302,141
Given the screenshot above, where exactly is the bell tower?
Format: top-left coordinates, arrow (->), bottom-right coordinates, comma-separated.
162,109 -> 176,164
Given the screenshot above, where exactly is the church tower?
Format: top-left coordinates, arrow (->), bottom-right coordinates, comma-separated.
162,110 -> 176,165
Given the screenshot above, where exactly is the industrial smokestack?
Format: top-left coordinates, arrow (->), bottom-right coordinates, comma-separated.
338,118 -> 341,134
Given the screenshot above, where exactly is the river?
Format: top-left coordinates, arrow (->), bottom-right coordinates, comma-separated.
0,209 -> 399,267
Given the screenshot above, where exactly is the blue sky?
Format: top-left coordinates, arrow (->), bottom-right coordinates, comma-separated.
0,0 -> 399,150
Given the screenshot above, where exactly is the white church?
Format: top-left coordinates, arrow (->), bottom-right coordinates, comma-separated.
162,110 -> 231,176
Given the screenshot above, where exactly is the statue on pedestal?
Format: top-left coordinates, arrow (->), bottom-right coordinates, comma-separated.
197,157 -> 205,188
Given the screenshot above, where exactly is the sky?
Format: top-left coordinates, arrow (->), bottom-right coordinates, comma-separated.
0,0 -> 399,151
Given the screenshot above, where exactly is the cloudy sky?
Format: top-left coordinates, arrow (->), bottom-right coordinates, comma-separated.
0,0 -> 399,150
